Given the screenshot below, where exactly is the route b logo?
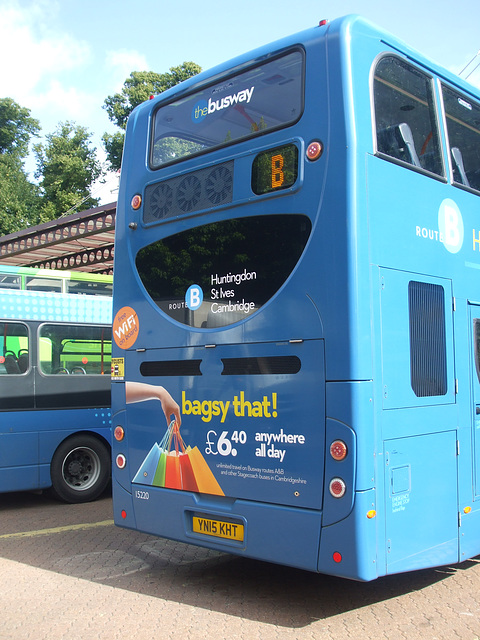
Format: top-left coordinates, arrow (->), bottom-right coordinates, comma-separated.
185,284 -> 203,310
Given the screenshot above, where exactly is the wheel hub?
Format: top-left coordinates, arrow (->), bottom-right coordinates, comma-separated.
67,459 -> 84,477
62,447 -> 99,489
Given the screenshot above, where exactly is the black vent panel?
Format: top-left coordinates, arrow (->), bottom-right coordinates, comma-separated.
144,161 -> 233,223
408,281 -> 447,397
140,360 -> 202,377
221,356 -> 301,376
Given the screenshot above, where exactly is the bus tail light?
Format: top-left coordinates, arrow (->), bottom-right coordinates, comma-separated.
114,426 -> 125,441
116,454 -> 126,469
329,477 -> 346,498
330,439 -> 348,461
306,140 -> 323,161
333,551 -> 342,563
131,194 -> 142,210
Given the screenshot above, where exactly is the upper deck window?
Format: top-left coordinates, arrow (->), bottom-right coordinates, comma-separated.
151,50 -> 304,169
442,85 -> 480,192
374,56 -> 443,177
26,276 -> 62,293
0,273 -> 21,290
66,280 -> 113,296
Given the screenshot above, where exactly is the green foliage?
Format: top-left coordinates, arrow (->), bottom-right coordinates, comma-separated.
137,220 -> 249,298
0,60 -> 203,233
0,98 -> 105,234
101,131 -> 124,172
102,62 -> 202,170
0,98 -> 43,234
34,122 -> 103,219
152,136 -> 206,167
0,97 -> 40,159
0,154 -> 43,234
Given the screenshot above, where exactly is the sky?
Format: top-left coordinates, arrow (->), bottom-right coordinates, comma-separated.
2,0 -> 480,204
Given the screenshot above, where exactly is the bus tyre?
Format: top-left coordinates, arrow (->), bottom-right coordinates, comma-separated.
50,435 -> 111,504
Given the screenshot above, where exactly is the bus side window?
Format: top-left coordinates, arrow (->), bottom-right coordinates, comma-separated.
442,84 -> 480,193
4,354 -> 20,374
0,322 -> 29,375
377,122 -> 421,167
0,273 -> 21,290
374,56 -> 443,177
17,351 -> 29,373
39,324 -> 112,375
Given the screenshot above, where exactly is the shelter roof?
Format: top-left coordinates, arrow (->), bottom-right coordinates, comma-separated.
0,202 -> 116,274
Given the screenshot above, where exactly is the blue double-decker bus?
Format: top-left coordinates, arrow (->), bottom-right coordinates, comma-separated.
111,15 -> 480,580
0,267 -> 112,503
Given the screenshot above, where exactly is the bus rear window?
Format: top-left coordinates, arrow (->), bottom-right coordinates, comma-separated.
151,50 -> 304,168
135,214 -> 311,328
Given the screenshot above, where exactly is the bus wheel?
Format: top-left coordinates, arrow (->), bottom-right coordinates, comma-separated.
50,435 -> 111,504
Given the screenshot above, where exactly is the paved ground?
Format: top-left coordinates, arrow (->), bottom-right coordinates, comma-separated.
0,490 -> 480,640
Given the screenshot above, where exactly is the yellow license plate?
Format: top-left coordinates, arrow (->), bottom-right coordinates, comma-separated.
192,516 -> 244,542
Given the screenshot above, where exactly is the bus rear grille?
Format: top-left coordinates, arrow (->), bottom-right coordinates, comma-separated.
143,161 -> 234,223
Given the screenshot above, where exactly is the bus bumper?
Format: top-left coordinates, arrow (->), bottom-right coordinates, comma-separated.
113,481 -> 323,572
317,488 -> 378,581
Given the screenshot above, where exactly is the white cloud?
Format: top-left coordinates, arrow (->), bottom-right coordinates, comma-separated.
0,0 -> 112,177
0,1 -> 170,200
30,80 -> 97,126
0,1 -> 91,105
0,2 -> 151,136
105,49 -> 150,91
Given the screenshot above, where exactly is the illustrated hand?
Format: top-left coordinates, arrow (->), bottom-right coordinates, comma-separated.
158,388 -> 181,428
125,381 -> 182,428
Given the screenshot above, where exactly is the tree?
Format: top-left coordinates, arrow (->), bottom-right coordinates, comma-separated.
102,62 -> 202,170
0,100 -> 108,234
0,97 -> 40,159
34,122 -> 103,219
0,155 -> 41,234
0,98 -> 42,234
102,131 -> 124,174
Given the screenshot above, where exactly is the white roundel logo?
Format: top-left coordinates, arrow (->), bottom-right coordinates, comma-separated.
438,199 -> 464,254
185,284 -> 203,310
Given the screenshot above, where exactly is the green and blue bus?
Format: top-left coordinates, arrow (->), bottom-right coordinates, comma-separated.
111,15 -> 480,579
0,264 -> 113,296
0,267 -> 113,503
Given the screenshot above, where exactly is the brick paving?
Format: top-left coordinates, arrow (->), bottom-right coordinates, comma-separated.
0,491 -> 479,640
